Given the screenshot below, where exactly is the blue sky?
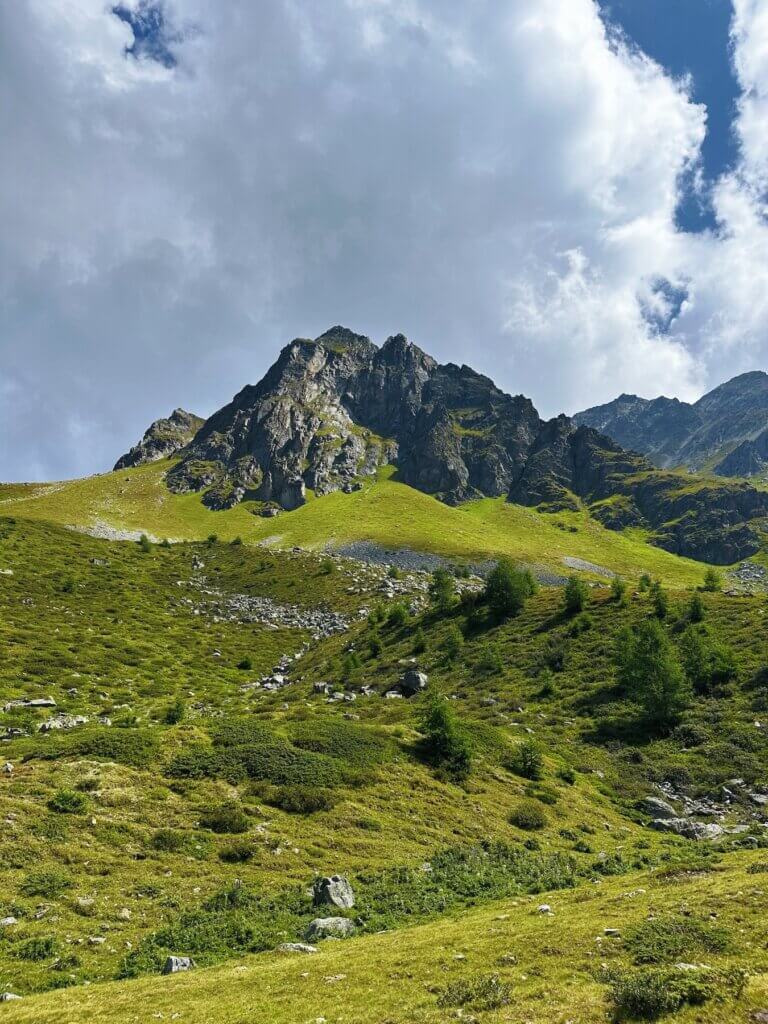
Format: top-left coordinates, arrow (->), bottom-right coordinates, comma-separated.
600,0 -> 740,232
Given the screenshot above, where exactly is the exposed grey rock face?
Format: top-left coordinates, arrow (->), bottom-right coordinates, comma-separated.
153,327 -> 768,564
715,427 -> 768,479
638,796 -> 678,820
114,409 -> 204,470
574,371 -> 768,475
312,875 -> 355,911
398,670 -> 429,697
649,818 -> 723,840
167,326 -> 541,510
305,917 -> 356,941
161,956 -> 195,974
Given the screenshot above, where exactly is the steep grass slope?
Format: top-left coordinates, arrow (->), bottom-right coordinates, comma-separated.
4,853 -> 768,1024
0,461 -> 717,586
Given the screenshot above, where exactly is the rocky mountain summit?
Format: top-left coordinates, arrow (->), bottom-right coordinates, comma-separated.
122,328 -> 768,563
575,371 -> 768,477
115,409 -> 204,470
167,326 -> 545,509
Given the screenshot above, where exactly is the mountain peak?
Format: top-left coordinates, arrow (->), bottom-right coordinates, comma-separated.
114,409 -> 203,471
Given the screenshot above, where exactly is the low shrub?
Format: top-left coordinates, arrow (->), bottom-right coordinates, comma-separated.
14,935 -> 58,961
290,719 -> 390,768
151,829 -> 187,853
29,728 -> 159,768
608,965 -> 746,1021
264,785 -> 338,814
625,913 -> 732,965
47,789 -> 88,814
219,841 -> 254,864
199,803 -> 250,834
437,974 -> 513,1011
19,869 -> 72,898
509,800 -> 547,831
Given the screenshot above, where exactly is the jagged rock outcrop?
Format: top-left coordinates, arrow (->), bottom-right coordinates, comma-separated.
145,326 -> 768,564
114,409 -> 204,470
575,371 -> 768,474
167,326 -> 542,509
714,428 -> 768,479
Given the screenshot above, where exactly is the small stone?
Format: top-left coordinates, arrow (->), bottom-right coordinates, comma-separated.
277,942 -> 318,954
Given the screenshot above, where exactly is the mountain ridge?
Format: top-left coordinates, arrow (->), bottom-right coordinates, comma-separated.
114,329 -> 768,564
574,370 -> 768,476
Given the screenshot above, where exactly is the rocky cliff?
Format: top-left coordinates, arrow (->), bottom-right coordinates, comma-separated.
574,371 -> 768,475
114,409 -> 204,470
166,326 -> 543,510
120,328 -> 768,564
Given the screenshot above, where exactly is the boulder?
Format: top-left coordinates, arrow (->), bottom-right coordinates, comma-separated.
639,796 -> 678,820
0,993 -> 21,1002
399,670 -> 428,696
161,956 -> 195,974
277,942 -> 318,954
312,875 -> 355,911
649,818 -> 723,840
304,917 -> 356,942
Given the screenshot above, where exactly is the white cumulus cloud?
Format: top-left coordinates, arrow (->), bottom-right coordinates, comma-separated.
0,0 -> 767,479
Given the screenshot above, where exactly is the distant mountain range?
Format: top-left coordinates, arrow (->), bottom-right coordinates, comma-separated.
115,329 -> 768,564
574,371 -> 768,478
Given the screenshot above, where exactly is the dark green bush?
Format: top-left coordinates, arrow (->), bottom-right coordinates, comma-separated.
266,785 -> 338,814
563,576 -> 588,615
509,800 -> 547,831
199,803 -> 250,834
219,841 -> 254,864
484,559 -> 537,619
437,974 -> 512,1011
19,869 -> 72,898
164,699 -> 186,725
47,789 -> 88,814
608,965 -> 746,1021
420,695 -> 472,782
504,738 -> 543,781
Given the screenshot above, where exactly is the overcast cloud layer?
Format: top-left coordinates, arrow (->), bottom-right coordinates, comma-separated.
1,0 -> 767,481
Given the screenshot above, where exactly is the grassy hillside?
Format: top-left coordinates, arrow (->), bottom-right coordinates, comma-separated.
4,852 -> 768,1024
0,512 -> 767,1022
0,461 -> 720,586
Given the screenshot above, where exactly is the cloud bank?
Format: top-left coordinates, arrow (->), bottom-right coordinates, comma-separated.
1,0 -> 767,479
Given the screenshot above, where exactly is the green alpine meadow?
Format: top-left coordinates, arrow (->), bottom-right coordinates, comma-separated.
2,326 -> 768,1022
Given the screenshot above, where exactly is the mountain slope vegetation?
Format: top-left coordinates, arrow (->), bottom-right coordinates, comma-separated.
0,507 -> 767,1021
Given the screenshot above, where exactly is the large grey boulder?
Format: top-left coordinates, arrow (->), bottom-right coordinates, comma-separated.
312,875 -> 355,910
649,818 -> 723,840
399,670 -> 428,696
305,917 -> 356,942
161,956 -> 195,974
639,796 -> 678,820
